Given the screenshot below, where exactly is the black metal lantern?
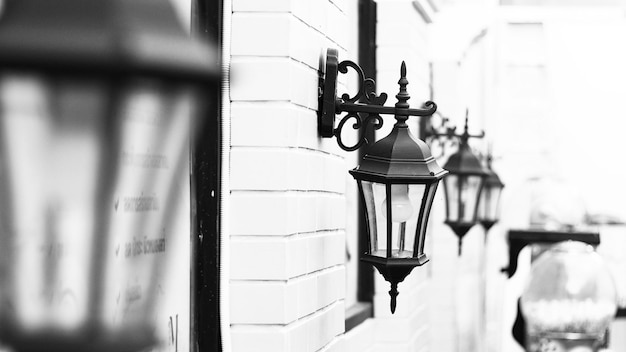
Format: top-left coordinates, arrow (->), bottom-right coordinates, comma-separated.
318,49 -> 448,313
0,0 -> 217,351
441,115 -> 488,255
478,154 -> 504,232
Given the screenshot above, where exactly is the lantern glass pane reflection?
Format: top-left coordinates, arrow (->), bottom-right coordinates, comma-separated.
478,182 -> 502,224
0,73 -> 198,345
444,174 -> 483,223
360,181 -> 438,259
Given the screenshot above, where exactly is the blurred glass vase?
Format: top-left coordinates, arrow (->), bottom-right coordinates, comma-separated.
521,241 -> 618,352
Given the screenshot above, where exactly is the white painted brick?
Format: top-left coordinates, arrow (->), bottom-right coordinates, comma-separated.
231,58 -> 319,110
230,103 -> 346,156
288,321 -> 309,352
344,319 -> 376,352
230,281 -> 298,324
307,152 -> 326,191
230,237 -> 289,280
232,301 -> 345,352
231,58 -> 292,101
231,13 -> 291,56
315,194 -> 345,231
296,274 -> 318,317
324,155 -> 347,194
231,268 -> 347,326
305,232 -> 345,274
290,18 -> 327,69
310,301 -> 345,352
231,148 -> 346,192
322,230 -> 345,268
230,192 -> 298,236
317,266 -> 345,307
297,108 -> 324,150
292,0 -> 327,35
307,234 -> 326,273
231,13 -> 325,70
325,0 -> 348,50
328,0 -> 347,15
231,325 -> 288,352
287,235 -> 309,277
231,102 -> 300,148
230,148 -> 295,190
296,193 -> 319,233
291,61 -> 320,109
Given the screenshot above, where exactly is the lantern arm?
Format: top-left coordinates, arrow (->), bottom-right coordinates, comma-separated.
423,108 -> 484,147
500,229 -> 600,278
318,48 -> 437,151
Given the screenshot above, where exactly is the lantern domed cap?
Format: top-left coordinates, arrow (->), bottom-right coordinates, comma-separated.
443,142 -> 488,176
350,124 -> 448,182
484,167 -> 504,188
0,0 -> 218,82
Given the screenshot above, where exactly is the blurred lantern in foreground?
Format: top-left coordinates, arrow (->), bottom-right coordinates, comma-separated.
521,241 -> 617,352
478,152 -> 504,232
0,0 -> 217,351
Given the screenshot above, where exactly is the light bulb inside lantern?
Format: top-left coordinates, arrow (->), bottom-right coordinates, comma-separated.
381,185 -> 414,223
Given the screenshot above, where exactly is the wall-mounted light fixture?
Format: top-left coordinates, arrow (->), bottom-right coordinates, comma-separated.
429,111 -> 487,255
318,48 -> 448,313
478,151 -> 504,233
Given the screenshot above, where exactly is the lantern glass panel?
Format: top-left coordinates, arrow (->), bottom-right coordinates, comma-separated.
444,174 -> 483,223
361,181 -> 433,259
415,182 -> 438,255
478,183 -> 502,223
0,73 -> 198,340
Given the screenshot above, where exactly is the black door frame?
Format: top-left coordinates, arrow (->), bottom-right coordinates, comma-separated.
191,0 -> 222,351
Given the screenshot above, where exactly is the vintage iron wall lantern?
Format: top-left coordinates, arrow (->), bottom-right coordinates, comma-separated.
318,48 -> 448,313
431,112 -> 488,255
0,0 -> 217,350
478,151 -> 505,232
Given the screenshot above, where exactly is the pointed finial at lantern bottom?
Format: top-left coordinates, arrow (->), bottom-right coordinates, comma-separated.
389,282 -> 399,314
401,61 -> 406,78
458,238 -> 463,256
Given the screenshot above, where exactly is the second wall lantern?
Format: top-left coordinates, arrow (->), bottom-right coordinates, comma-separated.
440,114 -> 488,255
318,48 -> 448,313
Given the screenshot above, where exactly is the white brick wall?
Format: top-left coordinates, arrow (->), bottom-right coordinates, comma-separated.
227,0 -> 448,351
228,0 -> 351,351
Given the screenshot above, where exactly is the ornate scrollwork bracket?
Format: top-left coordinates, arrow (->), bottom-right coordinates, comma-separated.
424,109 -> 485,155
318,48 -> 437,152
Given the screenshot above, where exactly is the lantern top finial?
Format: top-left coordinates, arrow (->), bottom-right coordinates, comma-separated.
395,61 -> 410,124
351,64 -> 447,182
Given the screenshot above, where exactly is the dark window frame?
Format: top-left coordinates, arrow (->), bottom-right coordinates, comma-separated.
345,0 -> 377,332
191,0 -> 222,351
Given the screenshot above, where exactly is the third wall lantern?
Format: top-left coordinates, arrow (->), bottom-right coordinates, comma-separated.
318,48 -> 447,313
478,152 -> 505,232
